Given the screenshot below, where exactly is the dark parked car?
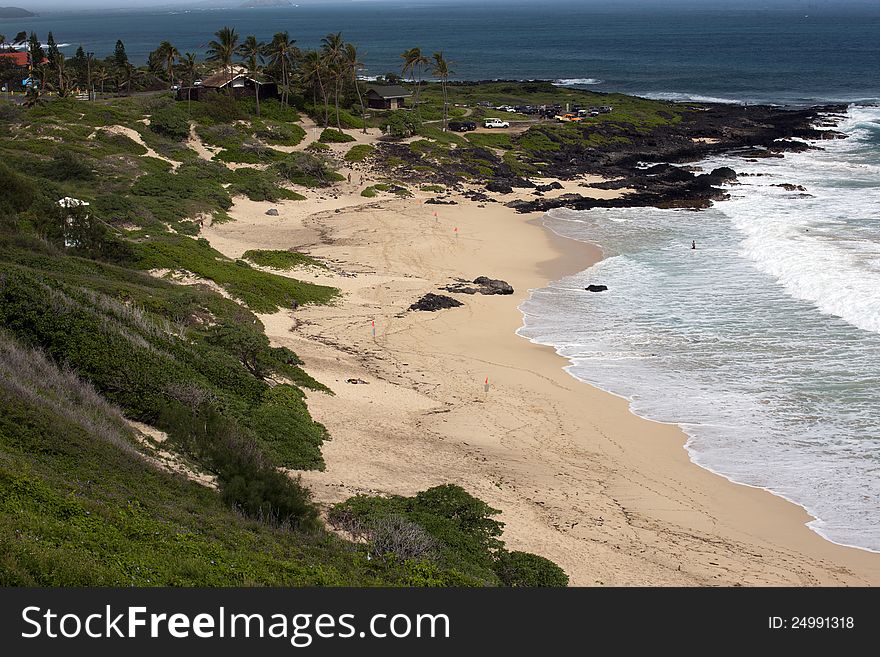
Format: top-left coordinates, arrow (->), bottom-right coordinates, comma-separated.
448,120 -> 477,132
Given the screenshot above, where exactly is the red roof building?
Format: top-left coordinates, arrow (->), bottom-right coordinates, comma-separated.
0,51 -> 49,67
0,51 -> 30,67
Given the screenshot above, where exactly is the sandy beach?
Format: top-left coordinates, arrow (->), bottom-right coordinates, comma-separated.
202,174 -> 880,586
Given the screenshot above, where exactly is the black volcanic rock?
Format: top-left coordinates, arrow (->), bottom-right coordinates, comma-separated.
442,277 -> 514,296
409,293 -> 464,312
536,181 -> 564,192
586,285 -> 608,292
486,180 -> 513,194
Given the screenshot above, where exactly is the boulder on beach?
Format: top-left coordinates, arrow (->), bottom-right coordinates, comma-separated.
409,293 -> 464,312
265,208 -> 279,216
586,285 -> 608,292
442,277 -> 515,295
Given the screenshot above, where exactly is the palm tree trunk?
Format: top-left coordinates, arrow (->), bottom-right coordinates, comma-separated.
255,80 -> 261,117
317,74 -> 329,128
334,76 -> 341,130
354,76 -> 366,134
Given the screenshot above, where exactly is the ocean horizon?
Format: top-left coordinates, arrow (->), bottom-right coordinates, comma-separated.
2,2 -> 879,105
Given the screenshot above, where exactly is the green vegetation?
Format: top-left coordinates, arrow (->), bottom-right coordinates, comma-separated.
136,235 -> 337,312
243,249 -> 325,271
466,132 -> 513,150
273,151 -> 345,188
0,72 -> 616,589
226,168 -> 306,202
329,485 -> 569,587
319,128 -> 356,144
344,144 -> 375,162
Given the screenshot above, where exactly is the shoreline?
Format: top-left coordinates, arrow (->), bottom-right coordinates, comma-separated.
203,180 -> 880,585
520,215 -> 880,557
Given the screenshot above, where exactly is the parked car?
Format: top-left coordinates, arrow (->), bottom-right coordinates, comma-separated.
448,120 -> 477,132
484,118 -> 510,129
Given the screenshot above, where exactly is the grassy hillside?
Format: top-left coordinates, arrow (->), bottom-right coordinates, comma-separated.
0,93 -> 569,587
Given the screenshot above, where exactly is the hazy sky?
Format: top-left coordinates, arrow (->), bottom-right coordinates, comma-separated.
12,0 -> 880,11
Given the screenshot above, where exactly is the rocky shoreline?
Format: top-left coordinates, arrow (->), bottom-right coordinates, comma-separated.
504,102 -> 847,213
379,98 -> 846,214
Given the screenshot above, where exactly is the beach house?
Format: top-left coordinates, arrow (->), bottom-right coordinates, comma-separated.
176,69 -> 279,103
364,85 -> 412,110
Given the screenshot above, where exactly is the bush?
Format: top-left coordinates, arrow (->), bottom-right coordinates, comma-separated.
254,123 -> 306,147
272,152 -> 342,188
225,169 -> 304,203
200,92 -> 245,124
0,161 -> 40,212
319,128 -> 356,144
494,550 -> 569,587
46,149 -> 95,182
149,105 -> 191,141
383,112 -> 421,139
344,144 -> 375,163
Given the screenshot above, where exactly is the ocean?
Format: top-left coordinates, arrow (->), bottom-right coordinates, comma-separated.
2,2 -> 879,105
519,105 -> 880,552
4,2 -> 879,551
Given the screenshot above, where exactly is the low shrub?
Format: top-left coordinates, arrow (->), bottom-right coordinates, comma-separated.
149,105 -> 191,141
242,249 -> 324,270
344,144 -> 375,163
319,128 -> 355,144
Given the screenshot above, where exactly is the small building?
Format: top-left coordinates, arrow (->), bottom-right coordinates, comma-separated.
364,85 -> 412,110
176,70 -> 278,102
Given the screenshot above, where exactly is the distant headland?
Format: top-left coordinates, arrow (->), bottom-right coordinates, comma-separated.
0,7 -> 36,18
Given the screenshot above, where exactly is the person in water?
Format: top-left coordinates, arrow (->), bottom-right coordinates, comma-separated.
691,240 -> 696,249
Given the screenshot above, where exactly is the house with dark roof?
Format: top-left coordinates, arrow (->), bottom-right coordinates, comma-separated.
176,69 -> 278,102
364,85 -> 412,110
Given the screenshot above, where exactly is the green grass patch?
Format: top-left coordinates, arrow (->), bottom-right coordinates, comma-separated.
242,249 -> 325,271
135,235 -> 338,312
319,129 -> 356,144
344,144 -> 375,163
466,132 -> 513,150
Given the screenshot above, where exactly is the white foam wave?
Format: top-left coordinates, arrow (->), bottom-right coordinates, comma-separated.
640,91 -> 744,105
518,105 -> 880,552
553,78 -> 603,86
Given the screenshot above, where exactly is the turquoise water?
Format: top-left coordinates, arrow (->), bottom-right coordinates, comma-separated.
1,2 -> 878,105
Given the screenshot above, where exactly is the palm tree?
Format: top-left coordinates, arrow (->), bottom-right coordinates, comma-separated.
266,31 -> 296,107
92,62 -> 109,95
179,52 -> 198,112
155,40 -> 180,86
122,61 -> 138,95
206,26 -> 239,92
238,35 -> 265,117
12,31 -> 27,48
344,43 -> 367,134
300,49 -> 329,127
401,47 -> 429,117
321,32 -> 346,130
432,51 -> 452,131
49,52 -> 71,97
0,35 -> 6,52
